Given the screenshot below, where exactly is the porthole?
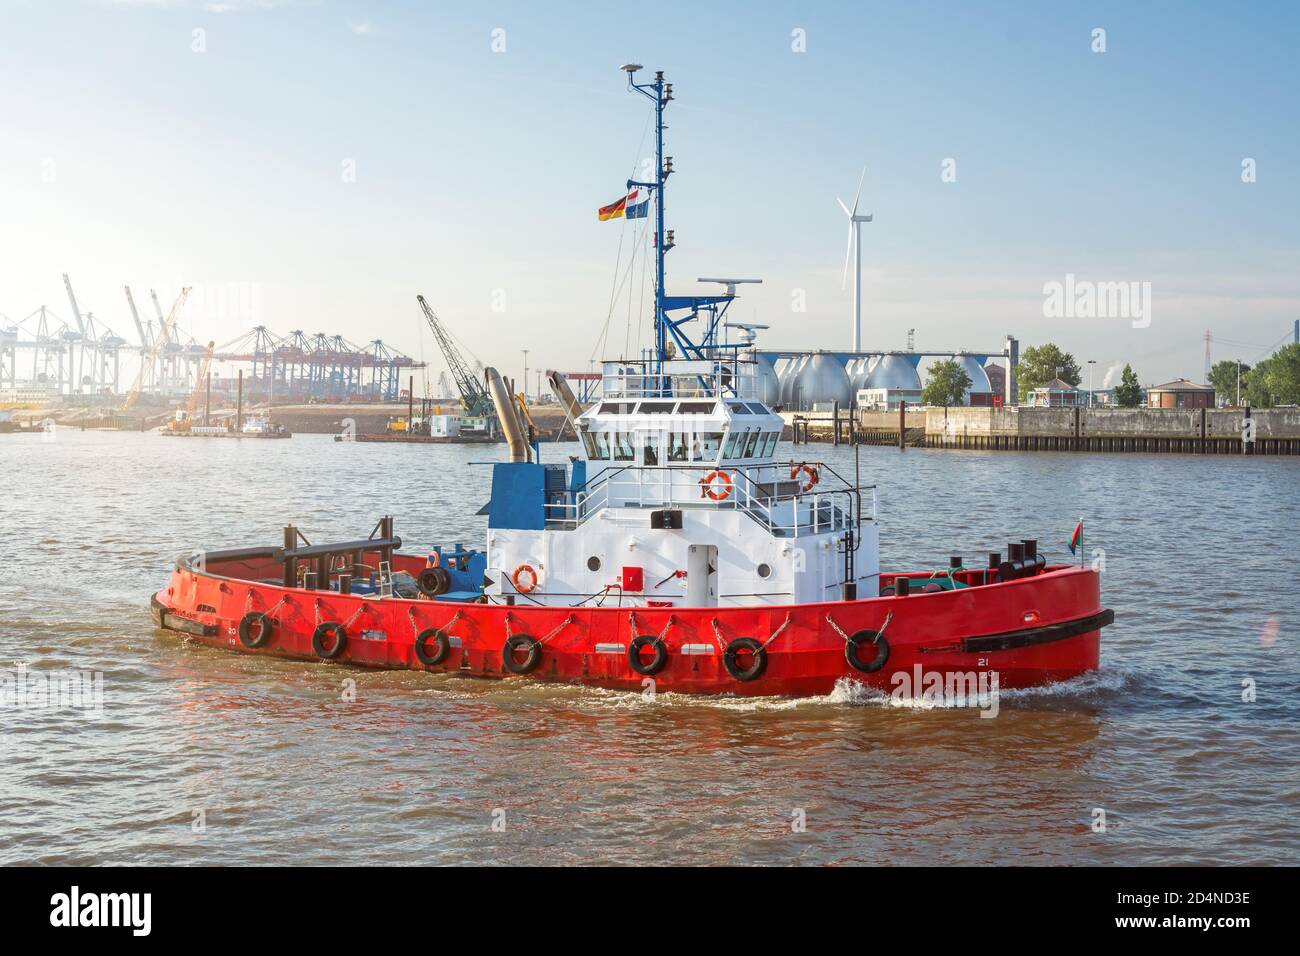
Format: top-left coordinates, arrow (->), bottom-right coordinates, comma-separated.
756,562 -> 772,579
587,556 -> 602,572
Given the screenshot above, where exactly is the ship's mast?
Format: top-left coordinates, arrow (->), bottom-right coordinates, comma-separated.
621,64 -> 738,385
623,64 -> 671,369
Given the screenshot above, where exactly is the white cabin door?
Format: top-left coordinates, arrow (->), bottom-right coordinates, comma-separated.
686,544 -> 717,607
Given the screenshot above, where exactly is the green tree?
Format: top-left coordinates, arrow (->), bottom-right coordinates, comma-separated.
1016,343 -> 1081,402
922,359 -> 973,407
1243,343 -> 1300,407
1207,359 -> 1250,406
1114,363 -> 1142,407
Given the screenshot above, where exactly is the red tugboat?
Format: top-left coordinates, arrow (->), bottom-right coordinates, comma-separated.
151,66 -> 1111,697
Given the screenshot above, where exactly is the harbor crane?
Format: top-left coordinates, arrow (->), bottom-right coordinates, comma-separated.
416,295 -> 495,419
122,287 -> 190,412
167,340 -> 215,433
124,286 -> 153,389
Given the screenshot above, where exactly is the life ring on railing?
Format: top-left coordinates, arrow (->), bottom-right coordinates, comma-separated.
699,470 -> 733,501
791,462 -> 819,492
237,611 -> 272,648
511,563 -> 539,594
426,552 -> 440,569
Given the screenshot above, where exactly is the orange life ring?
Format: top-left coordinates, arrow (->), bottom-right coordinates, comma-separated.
700,469 -> 733,501
791,463 -> 819,493
426,552 -> 440,568
511,563 -> 539,593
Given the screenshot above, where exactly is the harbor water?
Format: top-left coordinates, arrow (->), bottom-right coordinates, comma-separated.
1,431 -> 1296,865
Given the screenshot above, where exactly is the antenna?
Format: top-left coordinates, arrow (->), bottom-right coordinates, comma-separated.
723,321 -> 770,346
620,67 -> 752,380
698,277 -> 762,297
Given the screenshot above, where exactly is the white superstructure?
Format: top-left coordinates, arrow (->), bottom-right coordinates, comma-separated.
483,358 -> 878,608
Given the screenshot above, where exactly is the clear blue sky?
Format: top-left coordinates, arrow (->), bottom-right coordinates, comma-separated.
1,0 -> 1296,391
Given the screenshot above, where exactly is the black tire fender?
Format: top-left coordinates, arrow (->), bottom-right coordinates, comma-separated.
502,634 -> 542,674
627,634 -> 668,676
723,637 -> 767,682
312,622 -> 347,660
237,611 -> 272,648
845,630 -> 889,673
414,628 -> 451,666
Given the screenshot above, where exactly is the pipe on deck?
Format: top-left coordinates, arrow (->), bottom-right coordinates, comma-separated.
485,366 -> 529,462
547,370 -> 584,424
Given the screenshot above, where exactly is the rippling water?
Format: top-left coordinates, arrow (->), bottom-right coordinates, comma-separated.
1,431 -> 1296,865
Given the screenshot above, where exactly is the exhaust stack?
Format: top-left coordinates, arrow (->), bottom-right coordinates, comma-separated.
547,370 -> 584,423
485,367 -> 529,462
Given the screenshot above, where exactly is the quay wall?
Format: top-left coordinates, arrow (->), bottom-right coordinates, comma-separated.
788,406 -> 1300,455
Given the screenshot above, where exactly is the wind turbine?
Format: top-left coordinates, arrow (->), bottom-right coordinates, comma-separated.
838,165 -> 873,352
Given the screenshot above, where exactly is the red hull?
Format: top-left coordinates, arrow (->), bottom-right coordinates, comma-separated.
152,550 -> 1106,697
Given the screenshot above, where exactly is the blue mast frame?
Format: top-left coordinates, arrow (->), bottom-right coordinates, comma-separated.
625,68 -> 736,376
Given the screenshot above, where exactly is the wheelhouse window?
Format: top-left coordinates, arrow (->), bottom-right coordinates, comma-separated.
668,432 -> 689,462
642,432 -> 660,466
678,401 -> 717,414
692,432 -> 724,462
598,402 -> 638,415
761,431 -> 779,457
726,401 -> 752,414
742,430 -> 761,457
637,401 -> 675,414
612,432 -> 636,461
583,430 -> 613,460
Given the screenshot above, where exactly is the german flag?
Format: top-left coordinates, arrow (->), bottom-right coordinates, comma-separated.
598,189 -> 648,221
598,193 -> 630,221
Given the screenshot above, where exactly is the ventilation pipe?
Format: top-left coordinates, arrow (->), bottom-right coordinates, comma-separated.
485,366 -> 529,462
547,370 -> 584,423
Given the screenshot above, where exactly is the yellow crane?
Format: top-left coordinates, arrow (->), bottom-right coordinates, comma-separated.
122,287 -> 191,413
167,341 -> 216,433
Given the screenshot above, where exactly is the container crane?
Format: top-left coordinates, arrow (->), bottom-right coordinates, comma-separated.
415,295 -> 497,435
124,286 -> 152,389
123,287 -> 191,412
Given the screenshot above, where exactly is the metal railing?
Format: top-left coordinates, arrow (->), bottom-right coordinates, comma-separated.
600,360 -> 759,400
545,461 -> 876,538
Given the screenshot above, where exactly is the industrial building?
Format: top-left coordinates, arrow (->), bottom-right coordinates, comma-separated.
756,335 -> 1018,412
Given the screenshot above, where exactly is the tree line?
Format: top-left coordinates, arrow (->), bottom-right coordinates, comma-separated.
918,341 -> 1300,408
